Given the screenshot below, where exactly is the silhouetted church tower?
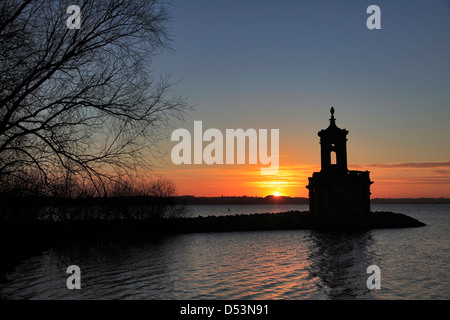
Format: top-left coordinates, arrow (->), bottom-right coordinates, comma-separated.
307,108 -> 373,216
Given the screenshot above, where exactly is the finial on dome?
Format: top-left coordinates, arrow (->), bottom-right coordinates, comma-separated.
330,107 -> 336,124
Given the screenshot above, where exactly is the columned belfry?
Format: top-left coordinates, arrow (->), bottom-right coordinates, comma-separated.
319,107 -> 348,173
307,108 -> 373,216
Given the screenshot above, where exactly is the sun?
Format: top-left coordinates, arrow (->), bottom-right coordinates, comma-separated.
274,192 -> 280,197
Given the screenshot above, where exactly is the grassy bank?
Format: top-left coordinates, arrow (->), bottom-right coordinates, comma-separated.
0,210 -> 426,239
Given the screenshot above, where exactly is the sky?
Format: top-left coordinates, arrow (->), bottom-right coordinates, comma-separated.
150,0 -> 450,198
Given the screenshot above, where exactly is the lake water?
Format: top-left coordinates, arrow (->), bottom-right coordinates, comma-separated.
0,204 -> 449,300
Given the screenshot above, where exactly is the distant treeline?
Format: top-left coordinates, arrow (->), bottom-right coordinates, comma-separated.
180,196 -> 450,205
370,198 -> 450,204
181,196 -> 309,205
3,195 -> 449,209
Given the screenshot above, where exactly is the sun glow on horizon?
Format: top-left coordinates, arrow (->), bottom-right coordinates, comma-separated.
160,161 -> 450,198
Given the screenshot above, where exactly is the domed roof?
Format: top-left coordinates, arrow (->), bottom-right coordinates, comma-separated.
318,107 -> 348,137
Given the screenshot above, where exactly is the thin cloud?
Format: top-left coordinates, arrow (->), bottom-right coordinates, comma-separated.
366,162 -> 450,168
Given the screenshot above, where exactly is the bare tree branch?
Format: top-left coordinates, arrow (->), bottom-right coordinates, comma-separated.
0,0 -> 190,195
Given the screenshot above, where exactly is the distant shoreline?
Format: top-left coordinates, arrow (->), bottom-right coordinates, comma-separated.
2,194 -> 450,208
180,196 -> 450,205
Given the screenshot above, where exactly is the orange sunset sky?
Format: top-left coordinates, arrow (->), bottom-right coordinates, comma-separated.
157,139 -> 450,199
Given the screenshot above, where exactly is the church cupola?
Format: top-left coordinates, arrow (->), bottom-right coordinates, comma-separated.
318,107 -> 348,173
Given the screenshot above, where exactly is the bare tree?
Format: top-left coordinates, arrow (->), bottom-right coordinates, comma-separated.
0,0 -> 189,196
